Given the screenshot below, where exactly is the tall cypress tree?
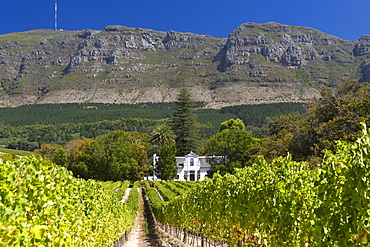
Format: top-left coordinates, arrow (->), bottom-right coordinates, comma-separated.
155,141 -> 177,181
172,88 -> 198,156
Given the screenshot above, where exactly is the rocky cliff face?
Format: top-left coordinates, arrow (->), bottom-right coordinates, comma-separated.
0,22 -> 369,108
214,22 -> 360,85
354,35 -> 370,82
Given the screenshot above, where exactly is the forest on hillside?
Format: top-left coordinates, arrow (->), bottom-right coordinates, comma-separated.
0,102 -> 305,151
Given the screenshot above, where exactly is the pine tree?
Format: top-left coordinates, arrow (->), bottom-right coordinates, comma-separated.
172,88 -> 198,156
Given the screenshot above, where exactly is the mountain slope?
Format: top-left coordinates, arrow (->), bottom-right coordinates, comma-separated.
0,22 -> 369,108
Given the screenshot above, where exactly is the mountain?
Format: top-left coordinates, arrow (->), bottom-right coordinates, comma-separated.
0,22 -> 369,108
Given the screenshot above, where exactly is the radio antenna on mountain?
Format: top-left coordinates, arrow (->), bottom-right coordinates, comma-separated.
54,0 -> 58,31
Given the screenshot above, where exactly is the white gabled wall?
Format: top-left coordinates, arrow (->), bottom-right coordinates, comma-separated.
176,152 -> 211,181
154,152 -> 219,181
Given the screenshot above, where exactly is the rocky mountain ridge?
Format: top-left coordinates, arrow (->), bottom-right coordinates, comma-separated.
0,22 -> 369,108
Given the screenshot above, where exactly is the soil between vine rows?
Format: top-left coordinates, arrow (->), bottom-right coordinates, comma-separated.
120,187 -> 192,247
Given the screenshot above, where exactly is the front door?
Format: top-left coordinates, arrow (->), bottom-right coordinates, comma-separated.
189,171 -> 195,181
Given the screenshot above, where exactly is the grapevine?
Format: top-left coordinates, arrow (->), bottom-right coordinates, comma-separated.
158,124 -> 370,246
0,156 -> 137,246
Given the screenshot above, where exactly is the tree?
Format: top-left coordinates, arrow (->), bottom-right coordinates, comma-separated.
219,118 -> 245,132
151,124 -> 177,180
54,148 -> 68,167
60,131 -> 151,181
90,130 -> 150,181
128,131 -> 151,180
35,144 -> 68,165
155,141 -> 177,181
64,138 -> 96,179
172,88 -> 198,155
308,80 -> 370,152
151,124 -> 176,146
263,80 -> 370,161
203,128 -> 259,177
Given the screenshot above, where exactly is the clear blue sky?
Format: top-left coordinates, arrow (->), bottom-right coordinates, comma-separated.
1,0 -> 370,40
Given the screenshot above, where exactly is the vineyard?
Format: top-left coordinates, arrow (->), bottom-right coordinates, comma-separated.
1,125 -> 370,246
144,125 -> 370,246
0,157 -> 139,246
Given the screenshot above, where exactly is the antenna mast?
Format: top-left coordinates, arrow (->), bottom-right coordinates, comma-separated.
54,0 -> 58,31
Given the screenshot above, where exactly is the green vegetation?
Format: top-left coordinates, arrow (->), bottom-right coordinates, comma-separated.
150,124 -> 176,147
172,88 -> 199,155
0,156 -> 138,246
219,118 -> 246,132
2,80 -> 367,176
218,102 -> 306,127
0,147 -> 32,156
143,181 -> 166,221
152,182 -> 177,202
262,80 -> 370,161
160,181 -> 185,196
4,122 -> 370,246
0,102 -> 305,129
28,81 -> 369,185
155,143 -> 177,181
0,103 -> 176,126
203,127 -> 260,176
144,126 -> 370,246
151,124 -> 178,181
0,117 -> 167,151
125,181 -> 140,216
36,130 -> 151,181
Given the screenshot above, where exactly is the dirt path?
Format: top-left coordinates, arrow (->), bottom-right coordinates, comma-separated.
122,187 -> 162,247
121,187 -> 132,203
119,187 -> 197,247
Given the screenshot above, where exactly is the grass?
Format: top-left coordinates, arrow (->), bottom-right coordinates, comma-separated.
0,148 -> 33,157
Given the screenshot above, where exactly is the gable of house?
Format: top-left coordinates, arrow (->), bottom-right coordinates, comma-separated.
153,151 -> 223,181
175,152 -> 219,181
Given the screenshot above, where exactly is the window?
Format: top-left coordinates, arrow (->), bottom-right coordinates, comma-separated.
190,158 -> 194,166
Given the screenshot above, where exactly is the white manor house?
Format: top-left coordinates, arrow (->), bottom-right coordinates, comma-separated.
154,151 -> 223,181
